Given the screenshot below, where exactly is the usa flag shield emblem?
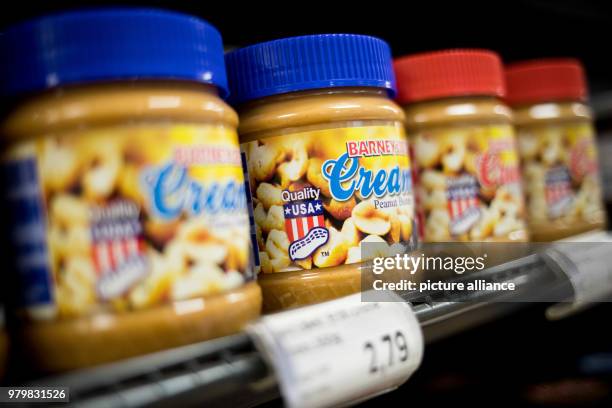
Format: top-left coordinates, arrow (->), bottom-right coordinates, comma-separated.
90,202 -> 148,300
283,198 -> 329,261
545,166 -> 574,217
447,175 -> 481,235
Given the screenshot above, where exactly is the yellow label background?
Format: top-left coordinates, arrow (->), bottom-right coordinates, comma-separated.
412,123 -> 528,242
242,124 -> 416,273
5,124 -> 250,320
518,122 -> 605,227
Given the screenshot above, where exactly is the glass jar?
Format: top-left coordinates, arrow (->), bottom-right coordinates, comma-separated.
226,34 -> 417,312
394,49 -> 529,242
0,9 -> 261,373
506,59 -> 606,241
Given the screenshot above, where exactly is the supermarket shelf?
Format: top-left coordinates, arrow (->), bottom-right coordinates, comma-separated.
31,240 -> 598,408
36,333 -> 275,408
413,253 -> 572,342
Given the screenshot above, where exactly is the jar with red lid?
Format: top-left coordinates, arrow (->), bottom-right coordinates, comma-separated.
506,59 -> 606,241
394,49 -> 528,242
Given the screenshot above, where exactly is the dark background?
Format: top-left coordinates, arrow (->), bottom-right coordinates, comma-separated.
2,1 -> 612,93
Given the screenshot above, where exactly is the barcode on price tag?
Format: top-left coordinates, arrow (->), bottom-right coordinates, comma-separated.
247,291 -> 423,408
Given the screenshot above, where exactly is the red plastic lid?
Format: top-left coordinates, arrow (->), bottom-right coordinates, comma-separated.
505,58 -> 587,105
394,49 -> 505,104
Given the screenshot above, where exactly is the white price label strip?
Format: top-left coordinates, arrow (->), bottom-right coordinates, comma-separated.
546,231 -> 612,319
247,291 -> 423,408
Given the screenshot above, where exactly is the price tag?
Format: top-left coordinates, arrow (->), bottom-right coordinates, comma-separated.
247,291 -> 423,408
546,232 -> 612,319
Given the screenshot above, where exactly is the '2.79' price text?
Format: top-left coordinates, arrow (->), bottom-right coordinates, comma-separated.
363,331 -> 409,374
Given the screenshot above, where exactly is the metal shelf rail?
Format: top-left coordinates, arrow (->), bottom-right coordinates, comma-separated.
33,239 -> 606,408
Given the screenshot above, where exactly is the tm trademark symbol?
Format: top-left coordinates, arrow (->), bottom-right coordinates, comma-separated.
320,250 -> 330,257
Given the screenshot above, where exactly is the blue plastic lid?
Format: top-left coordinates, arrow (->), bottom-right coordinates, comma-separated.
0,8 -> 229,97
226,34 -> 396,104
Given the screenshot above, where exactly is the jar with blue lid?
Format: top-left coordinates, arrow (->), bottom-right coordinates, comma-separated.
226,34 -> 418,312
0,8 -> 261,372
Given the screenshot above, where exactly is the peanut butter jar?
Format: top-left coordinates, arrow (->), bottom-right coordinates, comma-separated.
0,9 -> 261,373
226,35 -> 418,312
506,59 -> 606,241
394,49 -> 529,242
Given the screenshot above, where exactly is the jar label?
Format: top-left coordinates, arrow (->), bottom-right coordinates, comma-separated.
1,124 -> 252,320
518,122 -> 605,228
241,124 -> 417,273
412,124 -> 528,242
